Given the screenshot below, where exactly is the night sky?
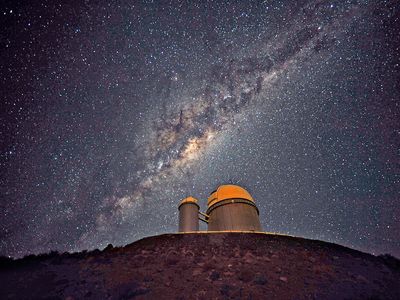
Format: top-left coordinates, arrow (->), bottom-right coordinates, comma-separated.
1,0 -> 399,258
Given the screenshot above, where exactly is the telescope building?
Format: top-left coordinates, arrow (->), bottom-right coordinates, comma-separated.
178,184 -> 262,232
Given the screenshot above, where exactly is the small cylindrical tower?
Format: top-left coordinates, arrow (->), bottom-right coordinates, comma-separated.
178,196 -> 199,232
206,185 -> 262,231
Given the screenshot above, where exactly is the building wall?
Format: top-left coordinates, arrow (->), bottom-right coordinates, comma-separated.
207,199 -> 262,231
178,203 -> 199,232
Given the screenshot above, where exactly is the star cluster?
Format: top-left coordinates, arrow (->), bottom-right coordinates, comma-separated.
1,0 -> 399,258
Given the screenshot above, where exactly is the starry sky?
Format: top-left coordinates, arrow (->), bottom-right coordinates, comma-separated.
1,0 -> 399,258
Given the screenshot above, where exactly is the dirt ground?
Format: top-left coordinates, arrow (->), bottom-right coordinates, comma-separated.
1,232 -> 399,299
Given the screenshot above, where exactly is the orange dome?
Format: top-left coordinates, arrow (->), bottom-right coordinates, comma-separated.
207,185 -> 254,208
179,196 -> 199,209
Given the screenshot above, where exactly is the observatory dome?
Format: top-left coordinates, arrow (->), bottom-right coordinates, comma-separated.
207,185 -> 254,208
179,196 -> 199,209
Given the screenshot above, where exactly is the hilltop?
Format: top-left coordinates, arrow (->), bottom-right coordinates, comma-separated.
1,232 -> 399,299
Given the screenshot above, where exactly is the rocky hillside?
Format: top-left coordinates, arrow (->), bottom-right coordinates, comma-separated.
1,232 -> 399,299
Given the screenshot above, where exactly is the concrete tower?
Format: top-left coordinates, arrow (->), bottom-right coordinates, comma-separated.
178,196 -> 199,232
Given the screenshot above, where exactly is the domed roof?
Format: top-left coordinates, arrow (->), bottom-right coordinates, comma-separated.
179,196 -> 199,208
207,185 -> 254,207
